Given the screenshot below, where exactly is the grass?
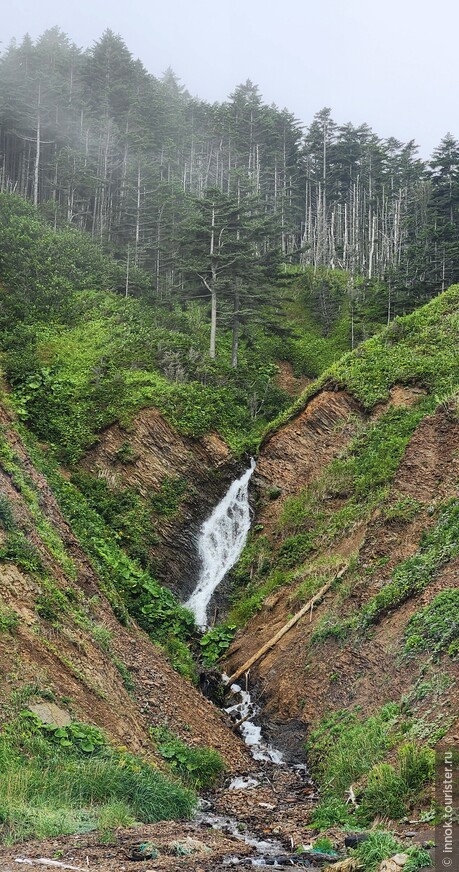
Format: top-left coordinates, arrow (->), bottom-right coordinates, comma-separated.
16,424 -> 198,680
312,496 -> 459,644
307,705 -> 435,828
0,604 -> 19,633
357,498 -> 459,630
307,705 -> 400,799
0,713 -> 195,845
0,430 -> 76,579
352,832 -> 431,872
229,403 -> 428,629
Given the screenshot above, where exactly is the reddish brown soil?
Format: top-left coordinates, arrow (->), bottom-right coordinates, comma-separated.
81,409 -> 240,596
226,401 -> 459,743
275,361 -> 312,397
0,402 -> 249,770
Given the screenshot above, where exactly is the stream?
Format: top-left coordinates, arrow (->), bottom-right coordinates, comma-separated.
184,466 -> 323,868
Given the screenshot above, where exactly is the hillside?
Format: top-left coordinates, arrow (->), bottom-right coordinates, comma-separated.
0,188 -> 458,866
224,286 -> 459,827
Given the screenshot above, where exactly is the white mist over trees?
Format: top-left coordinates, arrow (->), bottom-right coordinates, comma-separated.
1,27 -> 459,349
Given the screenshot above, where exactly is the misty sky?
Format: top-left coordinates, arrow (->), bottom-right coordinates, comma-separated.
2,0 -> 458,158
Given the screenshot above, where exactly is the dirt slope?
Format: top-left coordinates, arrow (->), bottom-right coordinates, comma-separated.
0,402 -> 249,771
81,408 -> 240,597
226,396 -> 459,754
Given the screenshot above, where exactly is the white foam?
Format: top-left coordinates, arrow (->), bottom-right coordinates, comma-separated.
185,461 -> 255,628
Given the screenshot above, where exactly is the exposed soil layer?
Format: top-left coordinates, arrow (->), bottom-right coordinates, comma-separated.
226,397 -> 459,754
275,361 -> 312,398
0,403 -> 249,769
257,390 -> 363,496
82,408 -> 241,597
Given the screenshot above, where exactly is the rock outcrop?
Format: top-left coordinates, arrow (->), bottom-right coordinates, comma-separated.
82,408 -> 242,597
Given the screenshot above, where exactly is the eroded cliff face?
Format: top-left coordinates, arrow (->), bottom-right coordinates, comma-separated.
0,403 -> 250,771
82,408 -> 242,597
225,390 -> 459,755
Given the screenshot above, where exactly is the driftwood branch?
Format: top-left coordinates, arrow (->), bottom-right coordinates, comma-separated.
227,565 -> 348,686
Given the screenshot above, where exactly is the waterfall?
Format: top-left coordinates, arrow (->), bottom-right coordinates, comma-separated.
184,460 -> 255,629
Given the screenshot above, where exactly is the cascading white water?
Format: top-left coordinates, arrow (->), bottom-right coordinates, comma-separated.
185,460 -> 255,629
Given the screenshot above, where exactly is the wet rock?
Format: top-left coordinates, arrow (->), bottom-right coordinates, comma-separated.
344,834 -> 369,849
305,852 -> 341,864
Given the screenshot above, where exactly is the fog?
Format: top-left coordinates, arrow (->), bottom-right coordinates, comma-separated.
3,0 -> 458,157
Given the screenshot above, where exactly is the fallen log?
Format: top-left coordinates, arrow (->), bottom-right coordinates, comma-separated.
227,564 -> 348,686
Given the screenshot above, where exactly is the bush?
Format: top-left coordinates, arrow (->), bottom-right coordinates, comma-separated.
153,728 -> 225,789
200,623 -> 237,666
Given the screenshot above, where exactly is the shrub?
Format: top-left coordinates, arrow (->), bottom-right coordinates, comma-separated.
200,623 -> 237,666
153,728 -> 225,789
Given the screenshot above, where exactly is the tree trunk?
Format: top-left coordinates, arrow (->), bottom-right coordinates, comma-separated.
231,286 -> 240,368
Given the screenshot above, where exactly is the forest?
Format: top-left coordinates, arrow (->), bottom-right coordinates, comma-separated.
0,24 -> 458,866
2,25 -> 459,359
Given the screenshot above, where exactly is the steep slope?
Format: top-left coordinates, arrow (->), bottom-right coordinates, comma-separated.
0,397 -> 249,769
80,408 -> 239,596
225,286 -> 459,762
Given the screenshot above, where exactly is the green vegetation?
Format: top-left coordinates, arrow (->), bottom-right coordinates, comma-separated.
20,713 -> 108,754
404,589 -> 459,659
0,429 -> 76,578
0,197 -> 379,467
312,837 -> 335,853
307,706 -> 435,827
152,727 -> 225,789
352,832 -> 400,871
0,712 -> 194,845
230,403 -> 428,628
268,284 -> 459,437
312,496 -> 459,643
16,426 -> 198,679
200,623 -> 237,666
70,470 -> 159,569
357,499 -> 459,629
0,604 -> 19,634
352,832 -> 431,872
